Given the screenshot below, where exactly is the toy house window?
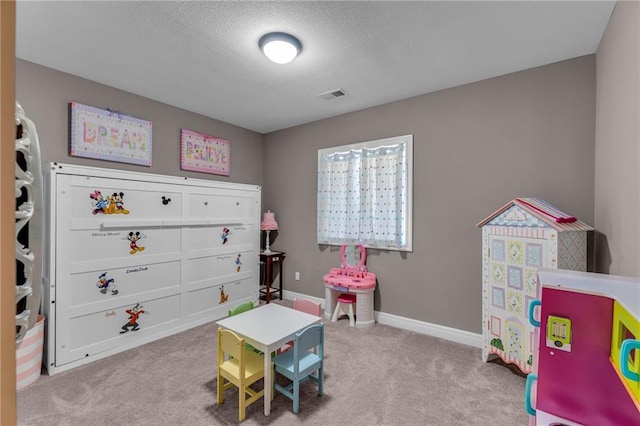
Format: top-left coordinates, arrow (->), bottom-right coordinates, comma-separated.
317,134 -> 413,251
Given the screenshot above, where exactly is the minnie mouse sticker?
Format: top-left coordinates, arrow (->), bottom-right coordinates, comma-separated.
89,190 -> 130,215
221,227 -> 231,245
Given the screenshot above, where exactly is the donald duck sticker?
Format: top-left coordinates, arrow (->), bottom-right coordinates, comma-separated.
96,272 -> 118,295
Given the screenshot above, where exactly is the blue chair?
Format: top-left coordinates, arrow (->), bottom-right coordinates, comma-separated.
272,323 -> 324,414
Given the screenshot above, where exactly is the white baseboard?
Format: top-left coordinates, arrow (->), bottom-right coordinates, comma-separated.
283,290 -> 482,348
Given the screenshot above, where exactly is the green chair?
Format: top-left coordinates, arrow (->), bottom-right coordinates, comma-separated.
228,301 -> 254,317
228,301 -> 260,353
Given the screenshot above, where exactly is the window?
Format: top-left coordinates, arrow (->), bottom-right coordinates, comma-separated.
317,134 -> 413,251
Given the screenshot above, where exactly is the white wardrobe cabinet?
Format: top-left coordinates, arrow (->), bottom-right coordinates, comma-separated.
43,163 -> 260,374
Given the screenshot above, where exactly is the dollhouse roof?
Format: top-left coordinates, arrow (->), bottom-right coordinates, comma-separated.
476,198 -> 594,232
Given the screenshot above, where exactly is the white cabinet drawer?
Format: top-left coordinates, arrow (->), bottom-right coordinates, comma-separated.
185,277 -> 254,318
185,224 -> 256,250
187,190 -> 256,219
69,260 -> 181,307
187,250 -> 256,286
67,175 -> 182,219
63,228 -> 181,263
58,294 -> 181,365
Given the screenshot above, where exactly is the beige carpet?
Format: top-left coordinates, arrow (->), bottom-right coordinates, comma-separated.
17,302 -> 529,425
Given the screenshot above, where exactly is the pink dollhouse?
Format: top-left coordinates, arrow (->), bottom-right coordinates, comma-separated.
477,198 -> 593,374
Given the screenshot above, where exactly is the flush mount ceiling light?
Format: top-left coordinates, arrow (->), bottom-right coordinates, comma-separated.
259,32 -> 302,64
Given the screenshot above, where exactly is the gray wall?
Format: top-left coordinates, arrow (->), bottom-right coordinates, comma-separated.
15,59 -> 264,186
18,52 -> 619,335
264,56 -> 596,334
595,1 -> 640,278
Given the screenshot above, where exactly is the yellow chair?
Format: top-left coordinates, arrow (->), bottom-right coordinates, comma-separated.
217,328 -> 267,422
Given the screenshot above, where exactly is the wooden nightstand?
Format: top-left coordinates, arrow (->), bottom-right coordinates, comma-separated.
259,251 -> 285,303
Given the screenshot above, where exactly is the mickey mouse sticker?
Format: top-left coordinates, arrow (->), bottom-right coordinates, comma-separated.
123,231 -> 146,254
89,190 -> 130,215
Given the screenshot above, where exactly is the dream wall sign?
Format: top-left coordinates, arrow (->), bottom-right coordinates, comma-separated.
180,129 -> 230,176
70,102 -> 153,166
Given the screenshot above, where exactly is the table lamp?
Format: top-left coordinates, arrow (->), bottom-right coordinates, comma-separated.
260,210 -> 279,253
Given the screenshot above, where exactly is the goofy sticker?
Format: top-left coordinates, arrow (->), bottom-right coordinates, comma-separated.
119,303 -> 147,334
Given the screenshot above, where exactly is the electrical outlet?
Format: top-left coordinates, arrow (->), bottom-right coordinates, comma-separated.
295,272 -> 300,281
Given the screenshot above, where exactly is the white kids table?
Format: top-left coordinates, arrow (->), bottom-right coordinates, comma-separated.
216,303 -> 321,416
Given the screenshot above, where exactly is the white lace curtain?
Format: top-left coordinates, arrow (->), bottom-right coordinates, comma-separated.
317,135 -> 413,251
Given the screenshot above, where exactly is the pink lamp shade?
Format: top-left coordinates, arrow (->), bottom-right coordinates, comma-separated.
260,211 -> 279,231
261,211 -> 278,253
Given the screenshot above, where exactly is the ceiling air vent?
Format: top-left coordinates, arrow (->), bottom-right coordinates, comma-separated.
318,89 -> 348,100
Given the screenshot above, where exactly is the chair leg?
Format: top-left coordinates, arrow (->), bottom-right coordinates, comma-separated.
293,379 -> 300,414
331,302 -> 341,322
317,367 -> 323,396
217,375 -> 224,405
239,385 -> 246,422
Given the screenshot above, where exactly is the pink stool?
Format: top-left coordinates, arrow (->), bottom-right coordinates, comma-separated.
332,293 -> 356,327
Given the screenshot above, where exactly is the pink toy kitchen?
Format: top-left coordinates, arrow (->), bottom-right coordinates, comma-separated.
526,268 -> 640,425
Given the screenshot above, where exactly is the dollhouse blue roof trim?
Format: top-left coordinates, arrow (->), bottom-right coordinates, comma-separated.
477,198 -> 594,232
487,205 -> 549,228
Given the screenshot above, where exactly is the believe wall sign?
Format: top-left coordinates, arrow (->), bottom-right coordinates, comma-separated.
70,102 -> 153,166
180,129 -> 230,176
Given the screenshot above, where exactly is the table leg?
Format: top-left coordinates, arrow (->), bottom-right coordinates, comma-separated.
264,347 -> 272,415
265,258 -> 272,303
278,259 -> 283,300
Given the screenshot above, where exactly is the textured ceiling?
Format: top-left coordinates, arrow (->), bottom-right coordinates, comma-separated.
16,1 -> 615,134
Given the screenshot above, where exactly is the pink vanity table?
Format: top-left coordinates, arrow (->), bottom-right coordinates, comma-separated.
323,244 -> 377,328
